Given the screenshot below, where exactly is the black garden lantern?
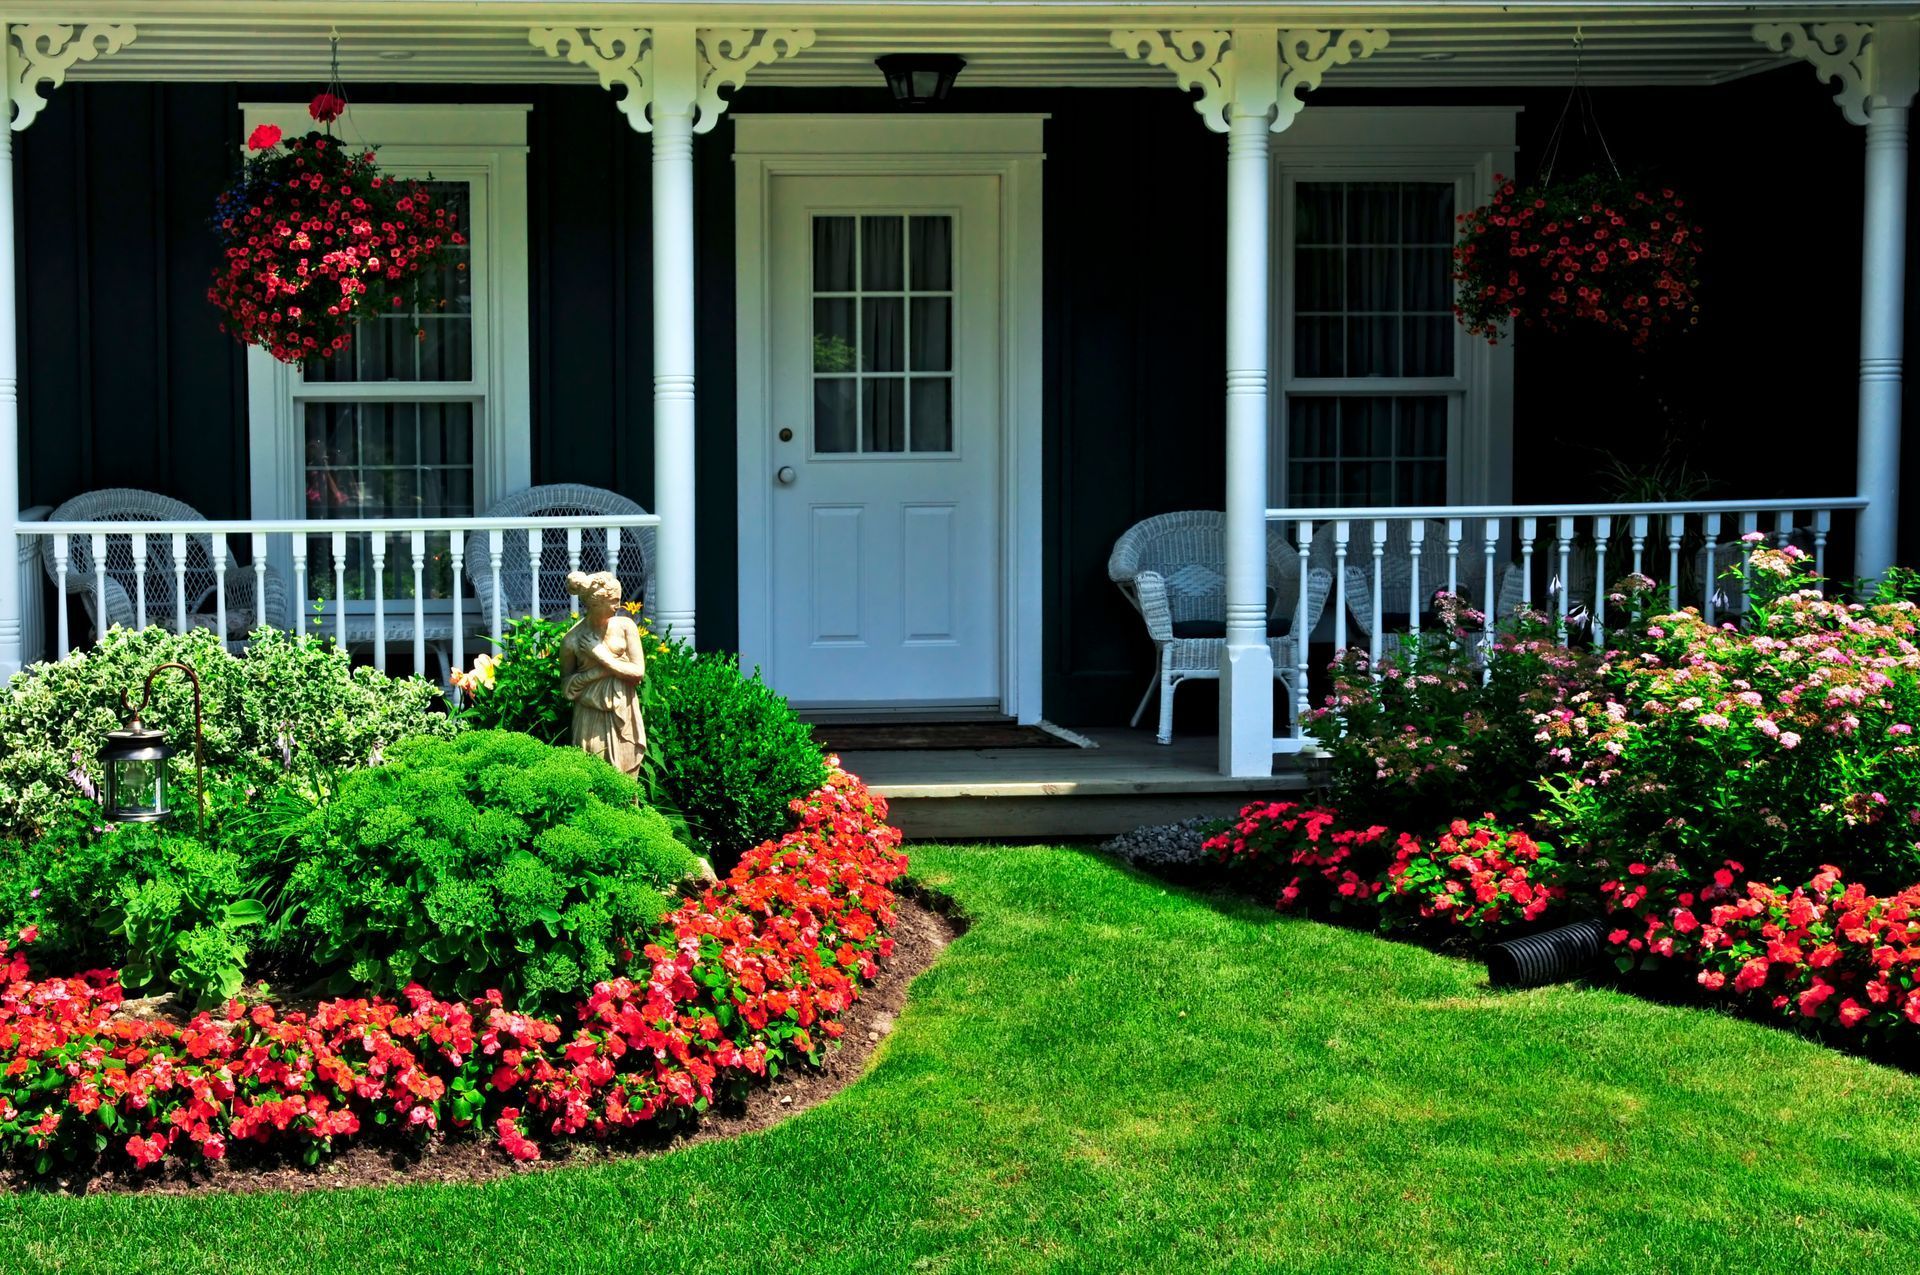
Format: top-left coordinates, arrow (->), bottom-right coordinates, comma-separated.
97,661 -> 206,829
876,54 -> 965,105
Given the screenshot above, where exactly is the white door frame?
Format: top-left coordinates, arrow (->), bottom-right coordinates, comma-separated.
734,114 -> 1046,723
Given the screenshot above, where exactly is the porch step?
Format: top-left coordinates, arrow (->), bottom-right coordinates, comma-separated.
841,726 -> 1312,840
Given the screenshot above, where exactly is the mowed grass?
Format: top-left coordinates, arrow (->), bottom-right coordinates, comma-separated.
6,843 -> 1920,1274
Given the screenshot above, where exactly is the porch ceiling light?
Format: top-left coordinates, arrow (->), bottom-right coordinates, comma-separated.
876,53 -> 966,105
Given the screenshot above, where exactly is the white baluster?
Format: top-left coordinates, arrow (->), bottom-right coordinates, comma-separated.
331,529 -> 348,650
252,532 -> 268,639
91,533 -> 108,643
132,532 -> 148,628
1294,520 -> 1312,737
1593,516 -> 1611,650
171,532 -> 188,634
1814,510 -> 1832,580
1446,518 -> 1461,597
526,528 -> 542,618
371,531 -> 388,669
566,527 -> 583,615
291,535 -> 310,641
1667,514 -> 1684,609
488,530 -> 505,638
412,530 -> 428,675
1481,518 -> 1499,681
1519,517 -> 1537,608
1775,509 -> 1793,549
1369,519 -> 1386,668
450,530 -> 466,693
1740,513 -> 1759,614
1408,520 -> 1425,639
1556,516 -> 1574,643
1702,513 -> 1722,626
1332,520 -> 1350,655
214,534 -> 229,645
1631,515 -> 1648,578
52,533 -> 69,655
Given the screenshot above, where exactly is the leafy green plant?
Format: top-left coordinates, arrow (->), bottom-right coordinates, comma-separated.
451,614 -> 574,744
642,637 -> 828,864
0,625 -> 454,839
0,814 -> 261,1007
264,730 -> 697,1008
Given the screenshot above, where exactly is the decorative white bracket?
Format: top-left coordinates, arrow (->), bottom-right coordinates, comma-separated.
1111,26 -> 1387,134
531,24 -> 813,134
1755,20 -> 1919,125
8,23 -> 136,131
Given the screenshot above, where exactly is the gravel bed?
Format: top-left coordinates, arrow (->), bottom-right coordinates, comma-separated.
1097,817 -> 1221,871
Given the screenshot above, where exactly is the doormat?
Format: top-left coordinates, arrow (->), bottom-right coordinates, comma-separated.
811,722 -> 1085,752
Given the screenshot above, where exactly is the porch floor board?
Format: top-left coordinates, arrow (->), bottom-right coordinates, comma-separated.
838,727 -> 1310,840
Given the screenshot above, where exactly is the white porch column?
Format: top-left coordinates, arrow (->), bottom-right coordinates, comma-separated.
533,24 -> 812,647
650,105 -> 698,645
0,55 -> 18,678
1220,106 -> 1276,777
1859,96 -> 1910,582
1758,21 -> 1920,581
1113,27 -> 1386,776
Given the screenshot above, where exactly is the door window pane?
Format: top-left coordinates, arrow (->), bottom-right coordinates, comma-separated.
1293,180 -> 1455,379
1286,396 -> 1447,508
809,212 -> 957,456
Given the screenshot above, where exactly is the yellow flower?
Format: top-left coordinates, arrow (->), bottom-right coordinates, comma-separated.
470,653 -> 499,689
622,601 -> 643,616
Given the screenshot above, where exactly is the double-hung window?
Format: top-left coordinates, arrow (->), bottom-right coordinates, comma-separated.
242,104 -> 530,608
1272,109 -> 1517,510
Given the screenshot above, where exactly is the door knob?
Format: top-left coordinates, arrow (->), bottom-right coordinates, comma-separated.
776,466 -> 797,485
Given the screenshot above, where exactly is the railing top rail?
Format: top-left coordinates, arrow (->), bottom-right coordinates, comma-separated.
1265,497 -> 1867,522
22,514 -> 663,536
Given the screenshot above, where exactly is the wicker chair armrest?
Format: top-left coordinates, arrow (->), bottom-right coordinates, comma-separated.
1131,569 -> 1176,643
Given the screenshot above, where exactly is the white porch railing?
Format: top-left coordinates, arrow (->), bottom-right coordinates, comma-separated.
1266,496 -> 1871,743
20,513 -> 661,683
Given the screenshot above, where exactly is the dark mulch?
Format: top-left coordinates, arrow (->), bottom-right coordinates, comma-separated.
9,889 -> 962,1197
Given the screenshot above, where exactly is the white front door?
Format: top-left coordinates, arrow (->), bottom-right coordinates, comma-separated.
764,174 -> 1002,708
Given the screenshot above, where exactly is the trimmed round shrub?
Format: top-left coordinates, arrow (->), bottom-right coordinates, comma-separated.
265,730 -> 696,1007
643,640 -> 828,863
0,625 -> 454,839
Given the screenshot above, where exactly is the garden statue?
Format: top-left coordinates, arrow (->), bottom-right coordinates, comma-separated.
560,570 -> 647,778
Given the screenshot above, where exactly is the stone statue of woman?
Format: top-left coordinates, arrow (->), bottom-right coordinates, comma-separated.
559,570 -> 646,779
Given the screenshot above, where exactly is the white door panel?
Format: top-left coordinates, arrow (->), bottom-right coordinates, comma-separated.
766,175 -> 1002,706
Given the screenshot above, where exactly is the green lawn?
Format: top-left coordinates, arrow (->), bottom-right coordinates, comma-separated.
6,843 -> 1920,1274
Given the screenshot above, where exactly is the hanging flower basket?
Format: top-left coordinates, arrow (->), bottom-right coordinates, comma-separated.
1451,172 -> 1703,349
207,95 -> 462,365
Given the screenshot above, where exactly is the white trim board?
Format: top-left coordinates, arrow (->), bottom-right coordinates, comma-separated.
733,113 -> 1046,724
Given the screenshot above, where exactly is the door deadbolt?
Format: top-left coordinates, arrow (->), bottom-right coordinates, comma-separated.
777,427 -> 794,442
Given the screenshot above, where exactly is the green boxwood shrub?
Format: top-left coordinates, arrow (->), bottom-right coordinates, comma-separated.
263,730 -> 696,1007
0,626 -> 454,839
643,639 -> 828,863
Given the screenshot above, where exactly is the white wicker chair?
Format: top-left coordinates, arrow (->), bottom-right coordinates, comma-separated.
39,487 -> 292,640
1108,511 -> 1333,745
466,483 -> 656,630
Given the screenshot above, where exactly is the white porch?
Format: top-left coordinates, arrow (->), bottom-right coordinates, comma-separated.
0,3 -> 1912,781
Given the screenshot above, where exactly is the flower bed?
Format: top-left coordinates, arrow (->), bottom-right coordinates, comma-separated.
0,767 -> 905,1176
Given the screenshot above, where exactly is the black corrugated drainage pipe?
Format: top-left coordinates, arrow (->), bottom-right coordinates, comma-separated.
1485,918 -> 1611,989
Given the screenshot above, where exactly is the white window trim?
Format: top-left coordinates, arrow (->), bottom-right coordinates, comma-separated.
1269,107 -> 1518,508
238,103 -> 532,523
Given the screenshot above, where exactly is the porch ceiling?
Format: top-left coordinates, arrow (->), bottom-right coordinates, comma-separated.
31,2 -> 1920,89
